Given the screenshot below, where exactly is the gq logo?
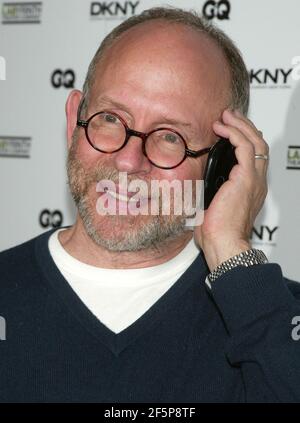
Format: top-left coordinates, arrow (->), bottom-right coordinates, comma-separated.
51,69 -> 75,89
202,0 -> 231,20
39,209 -> 63,228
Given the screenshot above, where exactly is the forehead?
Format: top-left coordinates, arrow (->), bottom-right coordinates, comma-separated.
98,22 -> 228,81
89,21 -> 231,123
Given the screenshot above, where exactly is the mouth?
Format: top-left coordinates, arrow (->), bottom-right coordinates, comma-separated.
97,180 -> 151,203
105,189 -> 147,204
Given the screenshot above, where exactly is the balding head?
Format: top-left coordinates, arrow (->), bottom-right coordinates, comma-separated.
85,20 -> 232,142
81,7 -> 249,117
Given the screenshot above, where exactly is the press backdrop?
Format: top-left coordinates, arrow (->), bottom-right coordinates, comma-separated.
0,0 -> 299,280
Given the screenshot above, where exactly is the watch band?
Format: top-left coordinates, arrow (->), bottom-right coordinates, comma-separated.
205,248 -> 268,288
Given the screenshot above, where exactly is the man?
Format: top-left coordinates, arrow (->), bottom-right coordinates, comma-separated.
0,7 -> 300,403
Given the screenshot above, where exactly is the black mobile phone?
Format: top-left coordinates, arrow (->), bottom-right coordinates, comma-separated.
203,138 -> 237,210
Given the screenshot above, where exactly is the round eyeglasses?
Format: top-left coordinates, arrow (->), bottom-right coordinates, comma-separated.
77,110 -> 211,170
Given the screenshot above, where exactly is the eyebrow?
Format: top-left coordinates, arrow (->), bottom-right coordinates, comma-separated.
95,95 -> 131,114
94,95 -> 194,130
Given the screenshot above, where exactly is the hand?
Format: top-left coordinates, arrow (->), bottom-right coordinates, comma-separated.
194,109 -> 269,271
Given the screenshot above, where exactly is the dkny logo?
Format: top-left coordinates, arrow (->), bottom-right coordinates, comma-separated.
251,225 -> 279,245
250,68 -> 293,88
90,1 -> 139,19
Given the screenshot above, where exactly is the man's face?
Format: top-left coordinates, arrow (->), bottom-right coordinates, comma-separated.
67,21 -> 231,251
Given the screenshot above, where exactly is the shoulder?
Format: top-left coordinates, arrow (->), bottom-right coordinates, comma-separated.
0,230 -> 56,302
286,278 -> 300,298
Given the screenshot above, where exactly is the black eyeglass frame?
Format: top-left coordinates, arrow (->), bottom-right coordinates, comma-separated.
76,107 -> 211,170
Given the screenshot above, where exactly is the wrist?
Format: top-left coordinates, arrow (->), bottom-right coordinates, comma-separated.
205,248 -> 269,288
202,239 -> 252,271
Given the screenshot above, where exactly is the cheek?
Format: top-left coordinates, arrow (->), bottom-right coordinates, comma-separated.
170,158 -> 205,183
75,135 -> 108,168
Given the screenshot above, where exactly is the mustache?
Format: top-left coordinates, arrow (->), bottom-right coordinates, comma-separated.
85,165 -> 154,198
67,149 -> 197,203
67,148 -> 154,199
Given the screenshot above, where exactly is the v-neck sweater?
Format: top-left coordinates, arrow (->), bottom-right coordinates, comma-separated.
48,228 -> 200,334
1,229 -> 300,402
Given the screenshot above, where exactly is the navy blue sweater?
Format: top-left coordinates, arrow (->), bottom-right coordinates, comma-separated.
0,229 -> 300,403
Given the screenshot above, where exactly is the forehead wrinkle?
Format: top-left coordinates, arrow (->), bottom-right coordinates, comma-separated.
92,94 -> 204,136
93,95 -> 132,114
96,98 -> 208,150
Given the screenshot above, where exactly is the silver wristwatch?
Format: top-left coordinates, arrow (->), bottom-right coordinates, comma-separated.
205,248 -> 268,287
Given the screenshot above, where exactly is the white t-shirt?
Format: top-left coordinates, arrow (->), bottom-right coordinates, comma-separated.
48,229 -> 200,334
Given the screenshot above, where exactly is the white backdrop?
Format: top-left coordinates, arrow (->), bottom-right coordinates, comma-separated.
0,0 -> 299,280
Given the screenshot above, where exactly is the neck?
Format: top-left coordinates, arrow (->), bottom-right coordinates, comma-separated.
58,217 -> 194,269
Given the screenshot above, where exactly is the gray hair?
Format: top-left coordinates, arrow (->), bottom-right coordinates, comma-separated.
81,6 -> 250,116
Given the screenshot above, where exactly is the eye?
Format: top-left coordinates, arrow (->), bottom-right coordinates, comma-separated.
102,112 -> 119,124
163,132 -> 181,144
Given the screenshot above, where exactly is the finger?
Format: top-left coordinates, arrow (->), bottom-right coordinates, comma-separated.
233,110 -> 263,138
221,110 -> 269,174
213,121 -> 255,173
233,110 -> 258,131
222,109 -> 269,156
254,154 -> 269,176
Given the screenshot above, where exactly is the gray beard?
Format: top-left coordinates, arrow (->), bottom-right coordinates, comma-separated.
76,194 -> 189,252
67,137 -> 191,252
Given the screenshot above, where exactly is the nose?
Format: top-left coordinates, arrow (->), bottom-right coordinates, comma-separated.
112,133 -> 152,174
